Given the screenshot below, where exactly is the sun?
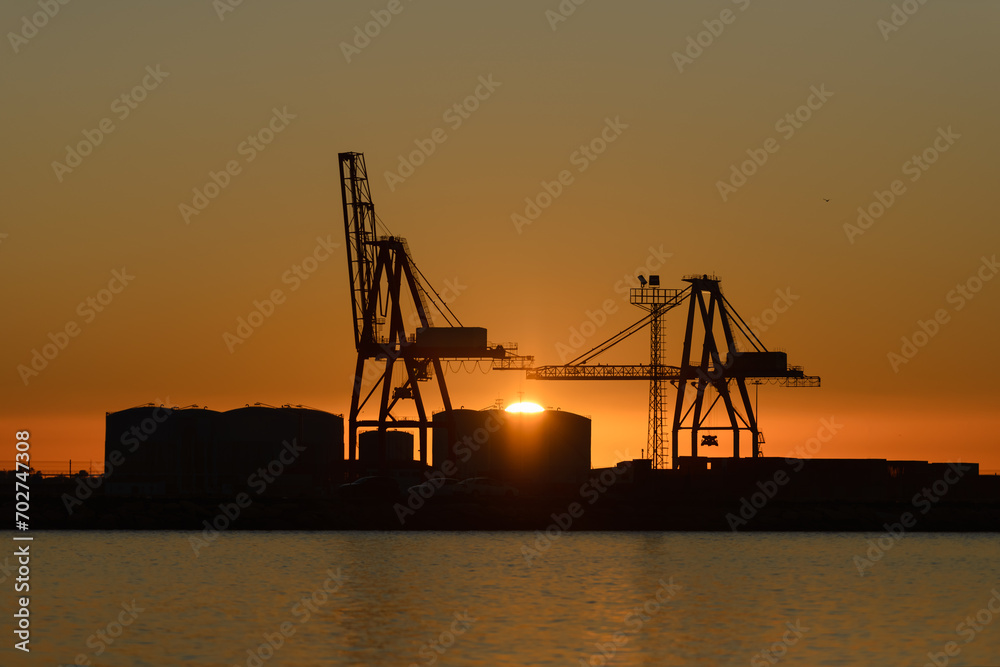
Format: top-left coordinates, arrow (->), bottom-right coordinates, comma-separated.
505,401 -> 545,413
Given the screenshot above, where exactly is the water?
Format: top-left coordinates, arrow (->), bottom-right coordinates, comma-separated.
5,531 -> 1000,666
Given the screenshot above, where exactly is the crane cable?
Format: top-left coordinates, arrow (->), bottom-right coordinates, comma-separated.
719,292 -> 767,352
373,211 -> 463,327
567,286 -> 693,366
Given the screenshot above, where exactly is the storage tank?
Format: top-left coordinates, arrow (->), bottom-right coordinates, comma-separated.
217,407 -> 295,485
533,409 -> 591,483
217,406 -> 344,496
174,408 -> 220,496
104,404 -> 181,496
359,430 -> 414,464
432,409 -> 496,476
106,404 -> 343,497
279,406 -> 345,492
432,407 -> 590,484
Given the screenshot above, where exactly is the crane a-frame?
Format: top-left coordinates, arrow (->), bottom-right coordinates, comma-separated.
339,152 -> 530,472
527,274 -> 819,469
339,152 -> 816,472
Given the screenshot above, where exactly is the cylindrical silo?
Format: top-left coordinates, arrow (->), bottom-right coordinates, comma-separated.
216,407 -> 297,492
104,404 -> 178,495
278,406 -> 345,493
431,407 -> 591,485
359,430 -> 414,464
173,408 -> 219,496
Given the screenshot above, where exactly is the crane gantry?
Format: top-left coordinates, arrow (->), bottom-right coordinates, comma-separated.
527,274 -> 819,469
339,151 -> 817,474
339,152 -> 531,473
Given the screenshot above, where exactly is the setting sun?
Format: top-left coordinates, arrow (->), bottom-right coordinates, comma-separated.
505,402 -> 545,414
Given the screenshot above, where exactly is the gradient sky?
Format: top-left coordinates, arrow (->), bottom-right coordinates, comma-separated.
2,0 -> 998,470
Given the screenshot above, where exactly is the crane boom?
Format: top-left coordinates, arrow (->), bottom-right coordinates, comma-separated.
339,152 -> 379,349
524,274 -> 820,468
337,151 -> 532,473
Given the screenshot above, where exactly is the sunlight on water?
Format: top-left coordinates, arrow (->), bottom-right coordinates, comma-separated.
5,531 -> 999,666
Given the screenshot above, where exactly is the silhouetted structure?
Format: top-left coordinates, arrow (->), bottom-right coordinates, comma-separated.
104,405 -> 343,497
670,456 -> 982,503
431,408 -> 590,485
526,274 -> 819,469
359,430 -> 414,464
338,152 -> 532,476
105,405 -> 216,496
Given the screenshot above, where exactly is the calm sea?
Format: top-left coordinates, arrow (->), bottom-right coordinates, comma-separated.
3,531 -> 999,666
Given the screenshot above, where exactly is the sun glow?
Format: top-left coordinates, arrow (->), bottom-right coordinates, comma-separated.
505,402 -> 545,413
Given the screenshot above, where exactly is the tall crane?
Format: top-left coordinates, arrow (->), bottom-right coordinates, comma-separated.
526,274 -> 819,468
629,278 -> 685,468
339,152 -> 531,472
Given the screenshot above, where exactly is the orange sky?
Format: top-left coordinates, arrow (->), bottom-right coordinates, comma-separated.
2,0 -> 998,471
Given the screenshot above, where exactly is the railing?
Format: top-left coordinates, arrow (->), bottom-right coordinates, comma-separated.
528,364 -> 683,380
628,288 -> 685,306
0,460 -> 104,477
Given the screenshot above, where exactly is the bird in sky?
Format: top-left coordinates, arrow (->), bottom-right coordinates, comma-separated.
823,198 -> 831,203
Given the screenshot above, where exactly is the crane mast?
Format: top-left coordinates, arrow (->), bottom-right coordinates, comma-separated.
527,275 -> 819,468
337,151 -> 817,474
338,152 -> 531,475
339,152 -> 379,348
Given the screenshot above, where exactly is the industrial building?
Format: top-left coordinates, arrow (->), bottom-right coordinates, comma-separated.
431,407 -> 591,486
66,150 -> 995,525
358,429 -> 414,464
104,405 -> 344,497
354,429 -> 431,488
662,456 -> 984,503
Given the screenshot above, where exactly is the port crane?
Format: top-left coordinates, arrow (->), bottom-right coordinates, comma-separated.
339,152 -> 531,471
339,152 -> 816,473
526,274 -> 819,469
